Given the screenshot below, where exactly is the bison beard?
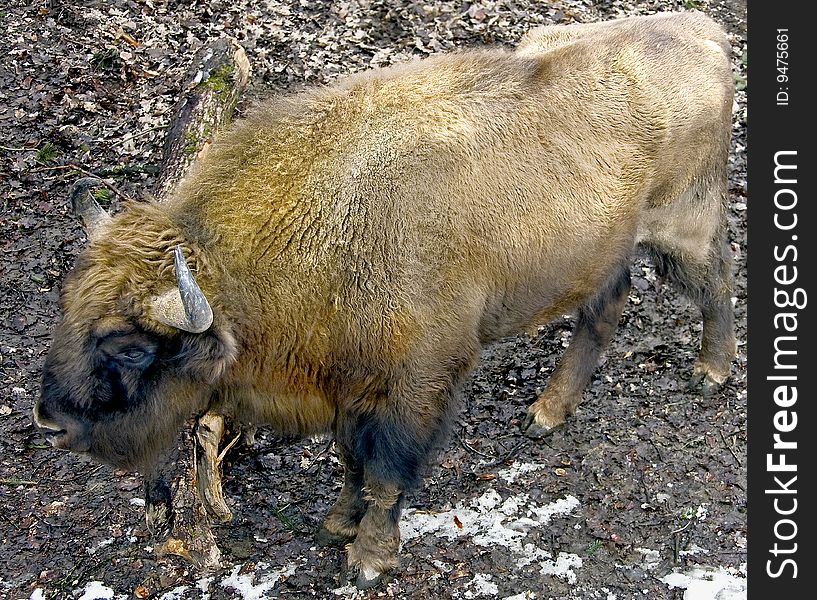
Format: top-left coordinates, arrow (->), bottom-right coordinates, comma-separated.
35,11 -> 736,590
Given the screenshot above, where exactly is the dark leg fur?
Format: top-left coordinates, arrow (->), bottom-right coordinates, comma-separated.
345,479 -> 404,588
316,443 -> 366,546
144,475 -> 173,538
527,264 -> 632,431
644,233 -> 736,391
333,376 -> 460,588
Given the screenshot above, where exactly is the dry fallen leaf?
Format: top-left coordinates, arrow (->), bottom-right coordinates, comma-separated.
159,537 -> 193,562
448,565 -> 471,580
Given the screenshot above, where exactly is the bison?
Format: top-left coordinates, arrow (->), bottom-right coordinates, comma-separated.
35,11 -> 735,588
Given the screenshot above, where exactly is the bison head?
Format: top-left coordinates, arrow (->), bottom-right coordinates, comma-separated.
34,184 -> 236,470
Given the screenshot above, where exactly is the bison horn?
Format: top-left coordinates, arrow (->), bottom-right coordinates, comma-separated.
70,177 -> 112,241
150,246 -> 214,333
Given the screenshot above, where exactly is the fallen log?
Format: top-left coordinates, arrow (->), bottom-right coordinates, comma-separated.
67,36 -> 251,570
154,36 -> 251,200
148,35 -> 251,570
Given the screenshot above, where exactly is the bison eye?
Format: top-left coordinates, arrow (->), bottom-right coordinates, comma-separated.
116,347 -> 155,369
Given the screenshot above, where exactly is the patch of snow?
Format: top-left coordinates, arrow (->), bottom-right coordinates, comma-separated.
403,491 -> 582,584
566,587 -> 619,600
660,564 -> 747,600
539,552 -> 583,584
501,594 -> 535,600
332,583 -> 365,597
520,543 -> 558,569
77,581 -> 115,600
197,576 -> 213,600
464,573 -> 499,598
159,586 -> 190,600
635,547 -> 662,570
496,462 -> 546,484
432,559 -> 450,571
529,496 -> 582,523
29,590 -> 46,600
680,543 -> 709,557
403,490 -> 579,550
87,537 -> 115,555
220,562 -> 298,600
130,498 -> 145,507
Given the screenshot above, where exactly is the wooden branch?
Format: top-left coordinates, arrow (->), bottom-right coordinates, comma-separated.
195,413 -> 234,523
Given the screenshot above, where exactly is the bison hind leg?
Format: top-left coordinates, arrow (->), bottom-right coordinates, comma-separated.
643,234 -> 736,393
526,263 -> 632,434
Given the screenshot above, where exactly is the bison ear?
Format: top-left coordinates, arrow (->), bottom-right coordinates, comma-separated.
69,177 -> 113,241
150,246 -> 214,333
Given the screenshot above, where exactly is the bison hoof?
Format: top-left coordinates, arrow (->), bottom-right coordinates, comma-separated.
354,566 -> 387,590
145,504 -> 173,539
144,478 -> 173,539
524,421 -> 562,439
688,365 -> 729,396
522,411 -> 565,439
315,527 -> 355,548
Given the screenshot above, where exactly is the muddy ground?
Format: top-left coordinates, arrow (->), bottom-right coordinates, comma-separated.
0,1 -> 747,599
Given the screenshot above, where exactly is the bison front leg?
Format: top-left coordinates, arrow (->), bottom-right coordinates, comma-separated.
345,478 -> 403,589
144,473 -> 174,538
335,392 -> 453,589
316,444 -> 366,546
527,265 -> 632,433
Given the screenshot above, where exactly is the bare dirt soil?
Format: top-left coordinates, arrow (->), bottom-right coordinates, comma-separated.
0,1 -> 747,599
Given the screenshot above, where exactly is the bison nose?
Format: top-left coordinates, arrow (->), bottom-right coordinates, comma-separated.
32,403 -> 90,452
33,403 -> 67,444
33,402 -> 61,432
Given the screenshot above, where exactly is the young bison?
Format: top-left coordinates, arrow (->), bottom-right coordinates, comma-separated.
35,11 -> 735,588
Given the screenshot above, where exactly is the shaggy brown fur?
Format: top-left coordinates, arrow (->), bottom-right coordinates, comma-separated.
36,11 -> 735,588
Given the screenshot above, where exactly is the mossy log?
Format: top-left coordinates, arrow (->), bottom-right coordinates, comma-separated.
154,36 -> 250,201
141,36 -> 251,570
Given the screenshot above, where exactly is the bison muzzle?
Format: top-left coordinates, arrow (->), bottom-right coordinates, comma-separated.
35,11 -> 736,589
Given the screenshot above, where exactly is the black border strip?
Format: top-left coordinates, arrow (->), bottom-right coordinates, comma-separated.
747,0 -> 813,596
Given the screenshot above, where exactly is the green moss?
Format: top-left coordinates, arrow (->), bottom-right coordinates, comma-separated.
35,141 -> 57,164
198,64 -> 235,93
92,187 -> 111,203
183,131 -> 201,155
